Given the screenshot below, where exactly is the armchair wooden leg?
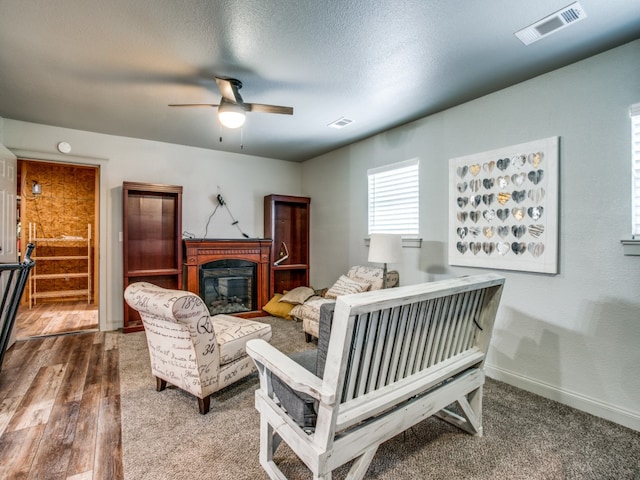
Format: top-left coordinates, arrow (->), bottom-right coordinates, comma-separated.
305,332 -> 312,343
156,377 -> 167,392
198,395 -> 211,415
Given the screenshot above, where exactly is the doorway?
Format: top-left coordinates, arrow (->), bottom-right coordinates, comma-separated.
15,159 -> 99,339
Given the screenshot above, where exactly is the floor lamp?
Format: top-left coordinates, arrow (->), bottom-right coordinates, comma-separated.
368,234 -> 402,288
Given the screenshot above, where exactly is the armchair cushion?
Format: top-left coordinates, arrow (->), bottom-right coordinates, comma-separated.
212,314 -> 273,365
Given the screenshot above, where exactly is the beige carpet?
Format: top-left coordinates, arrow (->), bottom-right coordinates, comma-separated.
119,316 -> 640,480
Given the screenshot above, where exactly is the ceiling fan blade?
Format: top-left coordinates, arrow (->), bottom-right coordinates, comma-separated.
168,103 -> 219,107
246,103 -> 293,115
215,77 -> 243,104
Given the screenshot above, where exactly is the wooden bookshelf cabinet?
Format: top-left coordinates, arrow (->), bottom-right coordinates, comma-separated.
123,182 -> 182,332
263,194 -> 310,297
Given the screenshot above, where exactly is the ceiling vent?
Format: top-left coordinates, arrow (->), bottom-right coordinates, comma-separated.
515,2 -> 587,46
328,117 -> 354,129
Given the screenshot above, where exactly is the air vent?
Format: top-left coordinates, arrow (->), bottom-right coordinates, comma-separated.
328,117 -> 354,129
515,2 -> 587,46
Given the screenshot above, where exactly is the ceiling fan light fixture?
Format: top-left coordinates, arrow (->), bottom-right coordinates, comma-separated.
218,101 -> 246,128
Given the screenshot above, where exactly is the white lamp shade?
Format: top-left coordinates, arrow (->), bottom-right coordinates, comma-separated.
368,233 -> 402,264
218,101 -> 246,128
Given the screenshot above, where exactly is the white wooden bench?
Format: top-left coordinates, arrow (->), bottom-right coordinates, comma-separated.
247,273 -> 505,480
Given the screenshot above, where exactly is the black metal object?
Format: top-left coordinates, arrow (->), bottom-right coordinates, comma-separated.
0,243 -> 35,373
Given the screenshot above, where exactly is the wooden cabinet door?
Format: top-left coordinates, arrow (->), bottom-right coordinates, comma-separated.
123,182 -> 182,332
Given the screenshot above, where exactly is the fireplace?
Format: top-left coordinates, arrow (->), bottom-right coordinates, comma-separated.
200,260 -> 255,315
184,239 -> 271,318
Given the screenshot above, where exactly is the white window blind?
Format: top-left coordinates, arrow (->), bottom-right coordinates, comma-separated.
368,158 -> 419,235
632,103 -> 640,237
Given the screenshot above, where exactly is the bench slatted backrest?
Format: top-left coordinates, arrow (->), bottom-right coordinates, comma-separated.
323,274 -> 503,422
341,287 -> 487,402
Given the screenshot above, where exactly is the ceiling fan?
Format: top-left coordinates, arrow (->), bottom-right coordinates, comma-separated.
169,76 -> 293,129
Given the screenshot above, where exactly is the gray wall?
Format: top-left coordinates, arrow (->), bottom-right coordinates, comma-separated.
302,40 -> 640,430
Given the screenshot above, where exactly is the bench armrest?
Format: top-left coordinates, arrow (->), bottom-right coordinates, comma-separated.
246,339 -> 336,405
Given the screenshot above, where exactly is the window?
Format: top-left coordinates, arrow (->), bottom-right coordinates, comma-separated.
631,103 -> 640,237
368,158 -> 419,235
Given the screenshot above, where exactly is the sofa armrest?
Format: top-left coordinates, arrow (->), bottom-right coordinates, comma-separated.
247,339 -> 336,405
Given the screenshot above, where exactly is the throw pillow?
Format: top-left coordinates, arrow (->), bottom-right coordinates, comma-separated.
263,293 -> 295,320
325,275 -> 371,299
279,286 -> 315,305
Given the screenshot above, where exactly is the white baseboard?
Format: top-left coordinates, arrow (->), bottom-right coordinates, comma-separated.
485,364 -> 640,432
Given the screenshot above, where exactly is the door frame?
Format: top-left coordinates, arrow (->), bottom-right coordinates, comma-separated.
14,151 -> 108,332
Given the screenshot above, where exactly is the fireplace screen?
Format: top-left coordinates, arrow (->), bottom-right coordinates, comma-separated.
199,260 -> 257,315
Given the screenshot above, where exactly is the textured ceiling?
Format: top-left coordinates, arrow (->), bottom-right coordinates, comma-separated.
0,1 -> 638,161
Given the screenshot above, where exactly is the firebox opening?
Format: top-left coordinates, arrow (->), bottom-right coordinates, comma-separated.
199,259 -> 257,315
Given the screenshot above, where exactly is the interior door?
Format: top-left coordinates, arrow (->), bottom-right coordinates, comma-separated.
0,145 -> 17,263
0,145 -> 18,349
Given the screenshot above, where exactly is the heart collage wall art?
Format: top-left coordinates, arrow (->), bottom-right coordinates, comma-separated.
448,136 -> 559,274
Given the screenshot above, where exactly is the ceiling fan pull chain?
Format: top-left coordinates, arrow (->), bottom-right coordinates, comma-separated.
240,127 -> 244,150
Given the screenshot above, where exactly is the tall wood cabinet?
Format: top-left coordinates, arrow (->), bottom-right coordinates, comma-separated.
264,194 -> 310,297
123,182 -> 182,332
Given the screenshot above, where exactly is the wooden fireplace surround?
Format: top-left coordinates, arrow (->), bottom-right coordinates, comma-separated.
183,239 -> 271,318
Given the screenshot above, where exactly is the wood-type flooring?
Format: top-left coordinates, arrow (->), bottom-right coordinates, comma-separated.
0,303 -> 121,479
15,302 -> 99,340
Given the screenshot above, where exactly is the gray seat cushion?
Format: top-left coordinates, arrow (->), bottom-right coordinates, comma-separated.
270,303 -> 335,429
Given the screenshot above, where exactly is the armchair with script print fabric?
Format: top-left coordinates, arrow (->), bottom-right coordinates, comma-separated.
124,282 -> 272,414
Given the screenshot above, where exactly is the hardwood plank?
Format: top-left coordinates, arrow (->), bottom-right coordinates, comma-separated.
83,340 -> 105,388
57,334 -> 93,404
100,346 -> 119,399
69,340 -> 107,472
65,383 -> 101,477
0,394 -> 23,437
97,332 -> 123,478
94,394 -> 123,480
0,424 -> 46,479
6,363 -> 67,432
27,400 -> 81,480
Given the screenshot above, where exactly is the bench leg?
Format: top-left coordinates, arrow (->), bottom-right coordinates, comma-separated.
259,417 -> 289,479
435,385 -> 483,436
344,445 -> 378,480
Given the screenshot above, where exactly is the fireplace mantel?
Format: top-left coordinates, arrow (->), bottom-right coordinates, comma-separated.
184,239 -> 271,318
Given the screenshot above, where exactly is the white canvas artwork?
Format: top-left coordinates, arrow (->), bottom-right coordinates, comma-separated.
448,136 -> 559,274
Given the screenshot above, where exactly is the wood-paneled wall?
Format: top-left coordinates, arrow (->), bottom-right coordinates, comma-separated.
19,160 -> 98,304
